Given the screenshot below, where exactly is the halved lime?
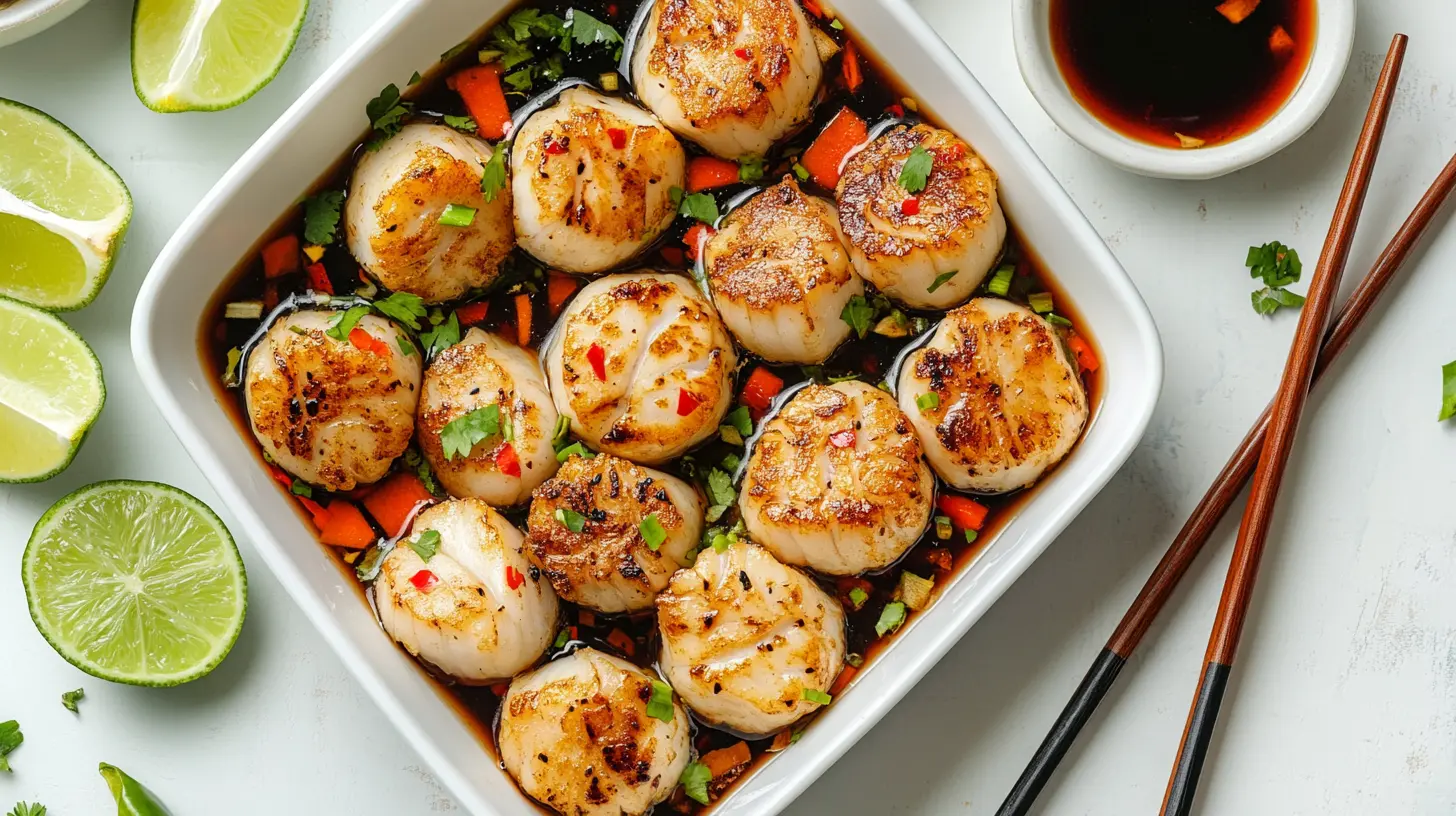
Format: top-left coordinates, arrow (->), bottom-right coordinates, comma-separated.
24,481 -> 247,687
0,296 -> 105,482
132,0 -> 311,113
0,99 -> 132,310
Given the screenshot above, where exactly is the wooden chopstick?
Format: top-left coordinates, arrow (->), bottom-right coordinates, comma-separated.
1158,33 -> 1409,816
995,33 -> 1453,816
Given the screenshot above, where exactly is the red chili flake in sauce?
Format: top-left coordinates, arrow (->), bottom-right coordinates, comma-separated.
676,389 -> 700,416
587,343 -> 607,380
608,127 -> 627,149
543,135 -> 568,155
900,197 -> 920,216
410,570 -> 439,591
506,565 -> 526,590
887,103 -> 905,118
829,430 -> 856,448
734,47 -> 751,60
495,443 -> 521,477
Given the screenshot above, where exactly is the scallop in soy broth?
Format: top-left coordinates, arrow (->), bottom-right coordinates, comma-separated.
1050,0 -> 1317,147
198,0 -> 1103,811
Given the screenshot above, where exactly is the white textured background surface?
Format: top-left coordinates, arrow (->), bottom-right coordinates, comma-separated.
4,0 -> 1456,813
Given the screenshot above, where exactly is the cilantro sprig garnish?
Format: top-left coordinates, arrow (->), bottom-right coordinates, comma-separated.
440,404 -> 503,460
481,143 -> 509,202
0,721 -> 21,772
670,186 -> 719,224
302,190 -> 344,245
365,83 -> 412,150
898,145 -> 933,193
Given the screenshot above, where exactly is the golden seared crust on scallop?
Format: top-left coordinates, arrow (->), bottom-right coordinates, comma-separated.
500,648 -> 691,816
632,0 -> 822,159
739,381 -> 933,575
897,297 -> 1088,493
511,87 -> 685,274
417,329 -> 559,506
704,176 -> 863,363
245,310 -> 420,491
544,272 -> 736,464
346,123 -> 514,303
375,499 -> 558,683
837,124 -> 1006,309
526,453 -> 704,613
655,543 -> 845,736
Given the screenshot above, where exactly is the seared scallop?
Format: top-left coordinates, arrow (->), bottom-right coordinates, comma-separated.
543,272 -> 736,464
345,123 -> 514,303
739,381 -> 933,575
511,87 -> 686,274
416,328 -> 559,506
837,124 -> 1006,309
631,0 -> 822,159
703,176 -> 862,364
526,453 -> 704,613
245,310 -> 420,491
375,498 -> 558,683
500,648 -> 691,816
896,298 -> 1088,492
656,542 -> 845,736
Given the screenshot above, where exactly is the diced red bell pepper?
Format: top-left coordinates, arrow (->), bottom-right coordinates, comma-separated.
740,366 -> 785,414
505,565 -> 525,590
410,569 -> 439,591
900,196 -> 920,216
587,343 -> 607,381
608,127 -> 627,150
495,443 -> 522,477
677,388 -> 700,417
305,262 -> 334,295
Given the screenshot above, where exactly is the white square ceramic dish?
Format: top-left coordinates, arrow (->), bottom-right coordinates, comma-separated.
131,0 -> 1163,812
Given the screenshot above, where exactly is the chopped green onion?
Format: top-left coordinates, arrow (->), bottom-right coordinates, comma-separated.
289,481 -> 313,498
848,586 -> 868,610
916,393 -> 940,413
790,730 -> 804,744
926,269 -> 958,294
792,162 -> 810,182
875,601 -> 907,637
846,652 -> 864,668
1028,291 -> 1055,314
987,265 -> 1015,296
224,301 -> 264,320
1046,313 -> 1074,328
222,347 -> 243,386
1441,361 -> 1456,422
551,414 -> 572,450
802,688 -> 832,705
555,508 -> 587,533
639,514 -> 667,551
681,761 -> 712,805
439,204 -> 477,227
934,515 -> 952,540
719,425 -> 744,446
830,17 -> 844,29
646,680 -> 676,722
711,532 -> 731,552
720,452 -> 741,472
556,442 -> 594,462
965,529 -> 979,544
599,72 -> 620,92
896,571 -> 934,611
553,629 -> 570,648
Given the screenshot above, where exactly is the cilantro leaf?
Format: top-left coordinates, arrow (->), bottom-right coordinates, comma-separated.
420,312 -> 461,358
486,26 -> 536,70
0,721 -> 21,773
1439,361 -> 1456,422
61,688 -> 84,713
508,8 -> 568,40
325,304 -> 372,341
1250,286 -> 1305,315
898,145 -> 933,193
646,680 -> 676,722
481,142 -> 510,202
410,530 -> 441,561
403,447 -> 442,496
373,292 -> 428,329
440,405 -> 502,460
706,468 -> 736,508
365,83 -> 411,149
926,269 -> 958,293
7,802 -> 45,816
725,406 -> 753,438
681,761 -> 712,805
670,186 -> 719,223
302,190 -> 344,246
440,38 -> 473,61
839,294 -> 876,339
504,66 -> 535,92
408,71 -> 423,85
442,114 -> 477,133
566,9 -> 622,49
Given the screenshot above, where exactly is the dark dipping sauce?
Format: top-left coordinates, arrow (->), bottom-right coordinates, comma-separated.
200,0 -> 1103,811
1050,0 -> 1316,147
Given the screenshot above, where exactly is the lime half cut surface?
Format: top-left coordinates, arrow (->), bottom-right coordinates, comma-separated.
0,297 -> 104,482
24,481 -> 248,687
132,0 -> 310,113
0,99 -> 132,310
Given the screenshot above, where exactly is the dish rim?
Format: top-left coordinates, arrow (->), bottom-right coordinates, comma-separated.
130,0 -> 1165,813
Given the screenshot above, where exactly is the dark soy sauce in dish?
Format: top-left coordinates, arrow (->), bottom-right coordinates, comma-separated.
1050,0 -> 1316,147
199,0 -> 1103,811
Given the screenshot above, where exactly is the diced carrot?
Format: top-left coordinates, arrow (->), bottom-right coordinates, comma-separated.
701,741 -> 752,778
924,547 -> 953,573
319,500 -> 376,549
801,107 -> 868,190
298,496 -> 332,528
687,156 -> 742,192
802,0 -> 824,18
1269,24 -> 1295,56
456,301 -> 490,326
447,64 -> 512,139
829,665 -> 858,697
268,464 -> 294,491
1214,0 -> 1261,24
740,366 -> 785,413
841,39 -> 864,95
937,494 -> 989,531
305,262 -> 334,295
606,627 -> 635,656
514,292 -> 533,346
262,234 -> 301,279
362,472 -> 435,538
578,609 -> 597,627
349,327 -> 391,356
1068,334 -> 1100,373
547,271 -> 578,316
683,223 -> 715,261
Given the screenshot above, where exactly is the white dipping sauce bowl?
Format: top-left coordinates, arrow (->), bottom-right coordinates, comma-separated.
0,0 -> 93,48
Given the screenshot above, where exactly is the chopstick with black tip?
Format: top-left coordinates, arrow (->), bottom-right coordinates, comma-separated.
1158,33 -> 1408,816
996,33 -> 1451,816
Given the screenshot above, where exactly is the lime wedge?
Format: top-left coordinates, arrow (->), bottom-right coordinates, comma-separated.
24,481 -> 247,687
0,296 -> 105,482
0,99 -> 132,310
131,0 -> 310,113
